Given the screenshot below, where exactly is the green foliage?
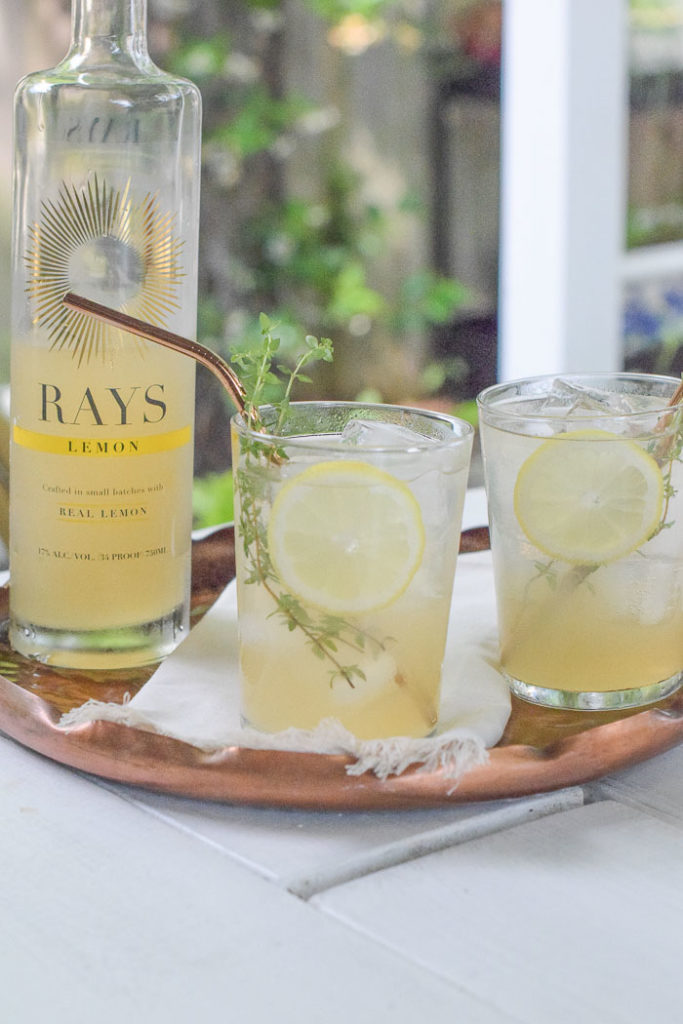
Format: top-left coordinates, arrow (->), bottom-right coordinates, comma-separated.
327,262 -> 387,322
231,314 -> 286,420
193,469 -> 234,528
197,296 -> 229,342
249,164 -> 384,318
158,0 -> 470,474
629,0 -> 681,24
250,163 -> 467,346
231,314 -> 333,430
214,87 -> 314,159
305,0 -> 391,22
393,272 -> 469,333
451,398 -> 479,427
168,34 -> 233,81
649,398 -> 683,539
626,204 -> 683,249
171,23 -> 467,360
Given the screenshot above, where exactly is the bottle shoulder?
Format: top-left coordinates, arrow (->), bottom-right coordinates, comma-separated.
14,61 -> 201,105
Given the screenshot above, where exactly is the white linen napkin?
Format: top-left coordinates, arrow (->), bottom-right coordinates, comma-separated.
61,549 -> 510,782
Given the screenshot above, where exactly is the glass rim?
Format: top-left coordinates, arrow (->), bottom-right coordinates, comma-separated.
476,371 -> 681,420
231,399 -> 474,452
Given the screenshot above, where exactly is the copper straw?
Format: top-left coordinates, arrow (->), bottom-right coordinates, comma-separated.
653,373 -> 683,447
62,292 -> 249,418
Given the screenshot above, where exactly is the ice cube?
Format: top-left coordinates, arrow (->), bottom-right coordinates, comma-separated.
540,379 -> 637,416
341,418 -> 468,474
279,422 -> 436,481
341,417 -> 468,488
341,418 -> 470,576
340,418 -> 433,449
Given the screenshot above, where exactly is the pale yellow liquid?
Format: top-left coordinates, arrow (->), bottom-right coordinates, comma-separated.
238,579 -> 451,740
10,342 -> 194,664
499,563 -> 683,692
234,440 -> 468,740
484,423 -> 683,696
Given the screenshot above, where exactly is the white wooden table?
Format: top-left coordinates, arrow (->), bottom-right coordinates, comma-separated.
2,490 -> 682,1024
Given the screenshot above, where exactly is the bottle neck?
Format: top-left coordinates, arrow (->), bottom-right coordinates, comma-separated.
70,0 -> 149,62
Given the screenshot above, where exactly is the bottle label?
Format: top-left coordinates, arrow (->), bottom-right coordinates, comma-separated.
13,423 -> 191,457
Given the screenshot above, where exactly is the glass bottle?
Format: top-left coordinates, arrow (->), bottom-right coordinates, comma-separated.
9,0 -> 202,668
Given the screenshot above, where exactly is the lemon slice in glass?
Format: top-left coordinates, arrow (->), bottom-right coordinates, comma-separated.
513,429 -> 663,564
267,459 -> 425,614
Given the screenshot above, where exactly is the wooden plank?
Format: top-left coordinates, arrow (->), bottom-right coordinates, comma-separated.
594,743 -> 683,825
0,736 -> 514,1023
99,781 -> 582,895
91,777 -> 533,886
314,800 -> 683,1024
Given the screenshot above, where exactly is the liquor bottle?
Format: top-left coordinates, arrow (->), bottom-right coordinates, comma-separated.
9,0 -> 202,668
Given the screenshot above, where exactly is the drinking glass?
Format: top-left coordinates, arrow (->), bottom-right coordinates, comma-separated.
231,401 -> 474,738
477,373 -> 683,710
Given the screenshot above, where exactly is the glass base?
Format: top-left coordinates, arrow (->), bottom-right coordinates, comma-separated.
507,670 -> 683,711
8,606 -> 188,670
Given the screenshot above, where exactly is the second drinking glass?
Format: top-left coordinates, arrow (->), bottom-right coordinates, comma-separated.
477,373 -> 683,710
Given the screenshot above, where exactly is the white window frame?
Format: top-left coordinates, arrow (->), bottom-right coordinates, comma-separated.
498,0 -> 631,379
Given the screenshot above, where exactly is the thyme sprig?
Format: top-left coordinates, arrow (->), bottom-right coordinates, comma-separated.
231,313 -> 333,433
233,316 -> 433,715
649,399 -> 683,539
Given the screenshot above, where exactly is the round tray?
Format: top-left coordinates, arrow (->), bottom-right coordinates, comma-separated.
0,526 -> 681,811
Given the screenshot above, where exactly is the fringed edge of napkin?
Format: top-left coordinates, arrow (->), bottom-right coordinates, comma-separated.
343,731 -> 489,782
60,700 -> 489,784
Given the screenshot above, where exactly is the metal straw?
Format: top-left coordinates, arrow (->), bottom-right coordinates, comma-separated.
62,292 -> 249,417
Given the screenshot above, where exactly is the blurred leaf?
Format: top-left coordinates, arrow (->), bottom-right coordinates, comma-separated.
198,296 -> 229,341
355,386 -> 383,403
327,263 -> 386,322
397,191 -> 424,215
216,87 -> 313,157
420,355 -> 469,395
306,0 -> 392,24
420,361 -> 446,393
398,271 -> 469,330
168,35 -> 232,80
193,470 -> 235,529
452,399 -> 479,427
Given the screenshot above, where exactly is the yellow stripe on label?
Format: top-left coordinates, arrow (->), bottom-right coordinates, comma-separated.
13,424 -> 192,456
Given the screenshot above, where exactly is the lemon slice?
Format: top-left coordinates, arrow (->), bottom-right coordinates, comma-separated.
267,459 -> 424,614
513,429 -> 663,564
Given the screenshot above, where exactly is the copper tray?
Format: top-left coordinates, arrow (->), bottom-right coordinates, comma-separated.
0,525 -> 681,811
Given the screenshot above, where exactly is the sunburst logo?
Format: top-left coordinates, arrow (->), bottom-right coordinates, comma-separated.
25,174 -> 184,365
